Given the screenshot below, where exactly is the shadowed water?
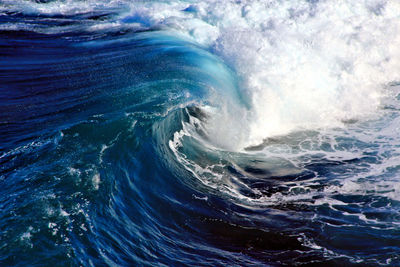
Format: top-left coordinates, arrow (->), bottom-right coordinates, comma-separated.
2,1 -> 400,266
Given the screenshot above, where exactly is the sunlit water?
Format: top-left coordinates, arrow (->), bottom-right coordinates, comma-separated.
1,1 -> 400,265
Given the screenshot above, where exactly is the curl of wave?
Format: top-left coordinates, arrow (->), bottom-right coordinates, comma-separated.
2,0 -> 400,265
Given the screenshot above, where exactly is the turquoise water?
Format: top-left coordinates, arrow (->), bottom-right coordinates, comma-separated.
1,1 -> 400,266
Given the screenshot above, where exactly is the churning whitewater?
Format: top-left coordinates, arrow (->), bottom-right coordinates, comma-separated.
1,0 -> 400,266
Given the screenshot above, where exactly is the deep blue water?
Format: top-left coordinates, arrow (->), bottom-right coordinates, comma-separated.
2,1 -> 400,266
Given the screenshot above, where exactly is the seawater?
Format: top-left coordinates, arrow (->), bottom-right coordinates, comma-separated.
1,1 -> 400,266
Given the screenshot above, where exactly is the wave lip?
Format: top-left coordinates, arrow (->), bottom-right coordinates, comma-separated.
118,0 -> 400,148
3,1 -> 400,266
4,0 -> 400,147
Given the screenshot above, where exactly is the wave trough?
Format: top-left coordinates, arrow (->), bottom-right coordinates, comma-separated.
2,0 -> 400,266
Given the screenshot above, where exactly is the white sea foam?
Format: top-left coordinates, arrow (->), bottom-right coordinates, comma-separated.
0,0 -> 126,15
5,0 -> 400,205
92,173 -> 101,190
4,0 -> 400,149
120,0 -> 400,149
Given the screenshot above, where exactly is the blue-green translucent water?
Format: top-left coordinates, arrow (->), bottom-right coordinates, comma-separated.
1,1 -> 400,266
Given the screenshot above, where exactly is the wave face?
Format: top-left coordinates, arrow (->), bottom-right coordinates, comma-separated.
2,0 -> 400,265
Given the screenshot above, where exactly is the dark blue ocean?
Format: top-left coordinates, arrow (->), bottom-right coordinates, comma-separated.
2,1 -> 400,266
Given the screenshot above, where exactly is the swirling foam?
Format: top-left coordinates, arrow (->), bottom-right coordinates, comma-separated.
121,0 -> 400,148
4,1 -> 400,149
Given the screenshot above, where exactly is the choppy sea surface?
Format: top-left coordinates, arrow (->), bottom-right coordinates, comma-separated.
2,1 -> 400,266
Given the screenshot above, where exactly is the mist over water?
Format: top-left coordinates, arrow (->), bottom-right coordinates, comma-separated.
2,0 -> 400,266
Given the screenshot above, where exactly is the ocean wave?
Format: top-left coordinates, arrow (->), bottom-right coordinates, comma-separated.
2,0 -> 400,265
